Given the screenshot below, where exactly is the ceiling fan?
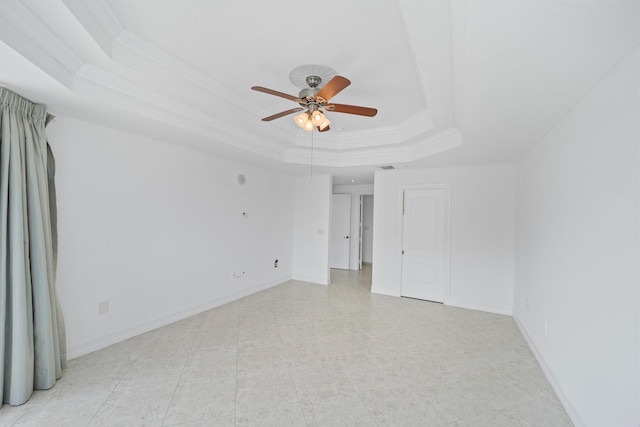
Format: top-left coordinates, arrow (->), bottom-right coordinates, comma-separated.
251,75 -> 377,133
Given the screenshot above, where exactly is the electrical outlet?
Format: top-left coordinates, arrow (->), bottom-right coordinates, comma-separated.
98,300 -> 109,315
544,321 -> 548,336
525,298 -> 529,311
274,259 -> 278,268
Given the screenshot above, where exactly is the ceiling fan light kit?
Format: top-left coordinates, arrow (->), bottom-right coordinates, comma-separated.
294,105 -> 331,132
251,65 -> 377,133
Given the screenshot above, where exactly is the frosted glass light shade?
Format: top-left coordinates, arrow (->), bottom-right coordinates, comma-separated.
311,110 -> 325,125
294,112 -> 308,129
304,119 -> 314,131
318,117 -> 331,131
294,110 -> 329,132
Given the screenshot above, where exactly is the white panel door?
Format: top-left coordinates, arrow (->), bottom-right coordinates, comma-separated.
401,188 -> 448,302
329,194 -> 351,269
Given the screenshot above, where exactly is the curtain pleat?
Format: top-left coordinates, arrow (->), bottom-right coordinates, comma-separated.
0,87 -> 66,407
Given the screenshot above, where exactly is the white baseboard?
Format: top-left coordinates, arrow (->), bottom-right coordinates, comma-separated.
370,288 -> 401,298
513,314 -> 584,427
67,275 -> 292,360
292,274 -> 329,285
447,300 -> 513,316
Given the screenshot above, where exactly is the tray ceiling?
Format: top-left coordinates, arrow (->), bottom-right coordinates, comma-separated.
0,0 -> 637,180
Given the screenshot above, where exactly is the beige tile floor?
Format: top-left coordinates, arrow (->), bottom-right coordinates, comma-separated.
0,265 -> 573,426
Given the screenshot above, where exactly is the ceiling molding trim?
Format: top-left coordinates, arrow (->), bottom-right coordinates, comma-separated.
338,109 -> 434,147
293,109 -> 434,150
284,146 -> 411,168
0,0 -> 83,89
410,127 -> 462,159
61,0 -> 123,56
449,0 -> 468,130
284,127 -> 461,167
397,0 -> 457,134
111,30 -> 435,150
113,30 -> 259,116
109,31 -> 293,147
75,64 -> 287,162
396,0 -> 430,107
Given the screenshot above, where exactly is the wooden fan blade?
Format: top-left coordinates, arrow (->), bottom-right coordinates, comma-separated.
262,107 -> 305,121
314,76 -> 351,103
317,125 -> 330,133
251,86 -> 300,102
326,103 -> 378,117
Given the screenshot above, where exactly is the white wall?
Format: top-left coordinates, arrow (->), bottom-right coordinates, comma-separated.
372,165 -> 515,315
514,48 -> 639,426
293,175 -> 331,284
48,116 -> 294,358
332,184 -> 374,270
362,195 -> 374,263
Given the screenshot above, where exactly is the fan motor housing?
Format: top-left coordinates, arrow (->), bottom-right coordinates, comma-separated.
298,87 -> 320,107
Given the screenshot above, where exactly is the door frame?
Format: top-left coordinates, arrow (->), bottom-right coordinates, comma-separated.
397,183 -> 452,304
358,194 -> 364,270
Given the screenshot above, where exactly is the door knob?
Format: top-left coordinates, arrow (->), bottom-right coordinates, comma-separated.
344,236 -> 349,239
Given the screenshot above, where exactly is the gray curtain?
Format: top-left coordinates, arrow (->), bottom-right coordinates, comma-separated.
0,87 -> 66,407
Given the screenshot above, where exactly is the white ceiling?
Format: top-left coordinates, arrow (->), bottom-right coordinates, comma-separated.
0,0 -> 638,184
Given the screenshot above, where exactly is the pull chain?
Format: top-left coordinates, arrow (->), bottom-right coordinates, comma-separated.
310,125 -> 314,179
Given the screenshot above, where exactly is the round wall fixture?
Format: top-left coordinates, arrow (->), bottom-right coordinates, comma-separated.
237,174 -> 246,185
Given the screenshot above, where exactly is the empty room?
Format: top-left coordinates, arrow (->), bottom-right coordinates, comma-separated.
0,1 -> 638,426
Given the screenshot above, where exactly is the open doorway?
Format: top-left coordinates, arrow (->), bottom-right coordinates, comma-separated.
329,190 -> 374,271
329,184 -> 374,291
361,195 -> 374,267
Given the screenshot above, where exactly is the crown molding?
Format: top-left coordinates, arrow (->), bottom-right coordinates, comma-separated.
113,30 -> 261,118
0,2 -> 460,169
284,127 -> 461,167
110,30 -> 443,157
397,0 -> 431,108
110,29 -> 295,146
410,127 -> 462,159
75,64 -> 287,162
109,30 -> 294,151
294,109 -> 434,150
61,0 -> 123,56
0,0 -> 290,164
285,145 -> 411,168
0,0 -> 83,88
449,0 -> 468,130
397,0 -> 459,134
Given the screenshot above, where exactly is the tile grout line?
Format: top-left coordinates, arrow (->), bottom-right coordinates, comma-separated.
83,354 -> 138,426
337,356 -> 382,427
275,306 -> 309,426
158,325 -> 201,427
233,307 -> 241,427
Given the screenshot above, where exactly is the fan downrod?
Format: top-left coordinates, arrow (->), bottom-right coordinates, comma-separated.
298,76 -> 323,106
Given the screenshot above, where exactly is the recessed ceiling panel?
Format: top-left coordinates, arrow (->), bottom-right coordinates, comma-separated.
1,0 -> 636,175
107,0 -> 426,133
